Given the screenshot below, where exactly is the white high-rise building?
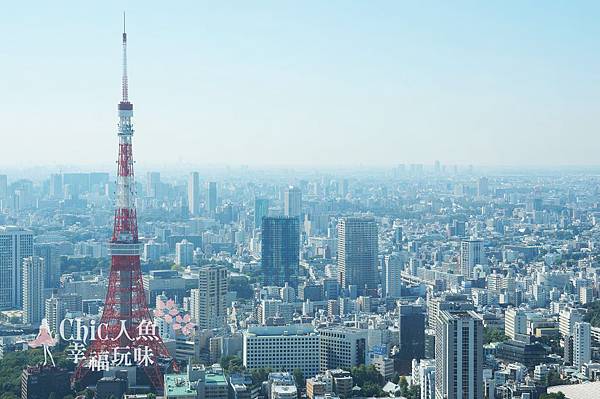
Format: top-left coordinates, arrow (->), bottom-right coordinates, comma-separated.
559,308 -> 584,337
192,265 -> 229,329
435,310 -> 483,399
460,239 -> 485,279
573,321 -> 591,370
22,256 -> 45,325
383,252 -> 403,298
417,359 -> 436,399
175,239 -> 194,266
188,172 -> 200,215
0,226 -> 34,309
45,293 -> 83,334
284,186 -> 302,219
505,308 -> 527,340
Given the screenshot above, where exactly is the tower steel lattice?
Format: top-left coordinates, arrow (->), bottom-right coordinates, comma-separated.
73,15 -> 176,391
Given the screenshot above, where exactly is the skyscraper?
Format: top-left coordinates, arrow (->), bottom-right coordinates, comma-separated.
435,310 -> 483,399
573,321 -> 591,370
45,293 -> 83,334
191,265 -> 229,329
460,239 -> 485,279
337,217 -> 378,296
284,186 -> 302,219
49,174 -> 63,198
207,181 -> 217,214
188,172 -> 200,215
254,198 -> 269,229
261,216 -> 300,288
22,256 -> 45,325
176,239 -> 195,266
0,174 -> 7,200
147,172 -> 161,198
505,308 -> 527,340
397,304 -> 425,374
0,226 -> 34,309
383,253 -> 403,298
34,243 -> 61,289
476,177 -> 489,197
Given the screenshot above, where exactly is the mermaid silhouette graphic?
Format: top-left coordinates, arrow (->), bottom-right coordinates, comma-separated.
28,318 -> 57,366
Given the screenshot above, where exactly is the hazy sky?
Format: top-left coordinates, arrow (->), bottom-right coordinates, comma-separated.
1,1 -> 599,168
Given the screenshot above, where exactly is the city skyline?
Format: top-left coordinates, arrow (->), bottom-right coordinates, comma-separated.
2,4 -> 600,398
1,1 -> 600,167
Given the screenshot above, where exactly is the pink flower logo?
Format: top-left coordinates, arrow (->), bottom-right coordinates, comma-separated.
154,297 -> 195,337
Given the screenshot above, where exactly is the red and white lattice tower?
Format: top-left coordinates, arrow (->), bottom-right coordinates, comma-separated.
73,16 -> 176,390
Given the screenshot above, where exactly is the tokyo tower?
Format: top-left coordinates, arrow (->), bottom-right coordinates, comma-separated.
73,15 -> 176,391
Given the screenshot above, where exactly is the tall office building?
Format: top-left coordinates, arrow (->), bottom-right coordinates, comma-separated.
188,172 -> 200,215
573,321 -> 591,370
460,239 -> 485,279
476,177 -> 489,197
261,217 -> 300,288
337,217 -> 378,296
22,256 -> 45,325
383,253 -> 403,298
0,174 -> 7,199
427,294 -> 475,330
559,308 -> 584,337
49,174 -> 63,198
34,243 -> 61,289
0,226 -> 34,309
435,310 -> 483,399
254,198 -> 270,229
147,172 -> 161,198
207,181 -> 218,214
191,265 -> 229,330
45,293 -> 83,334
175,239 -> 195,266
284,186 -> 302,219
397,304 -> 425,374
320,327 -> 368,371
505,308 -> 527,340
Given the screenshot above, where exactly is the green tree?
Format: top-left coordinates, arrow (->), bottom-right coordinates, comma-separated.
399,376 -> 409,394
220,355 -> 244,373
293,368 -> 305,389
361,382 -> 385,397
350,365 -> 382,387
251,368 -> 273,385
483,327 -> 509,344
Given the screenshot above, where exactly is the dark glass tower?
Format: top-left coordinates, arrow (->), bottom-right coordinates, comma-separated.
395,304 -> 426,374
261,216 -> 300,288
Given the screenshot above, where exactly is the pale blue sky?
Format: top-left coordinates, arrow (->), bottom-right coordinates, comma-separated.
0,1 -> 599,168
